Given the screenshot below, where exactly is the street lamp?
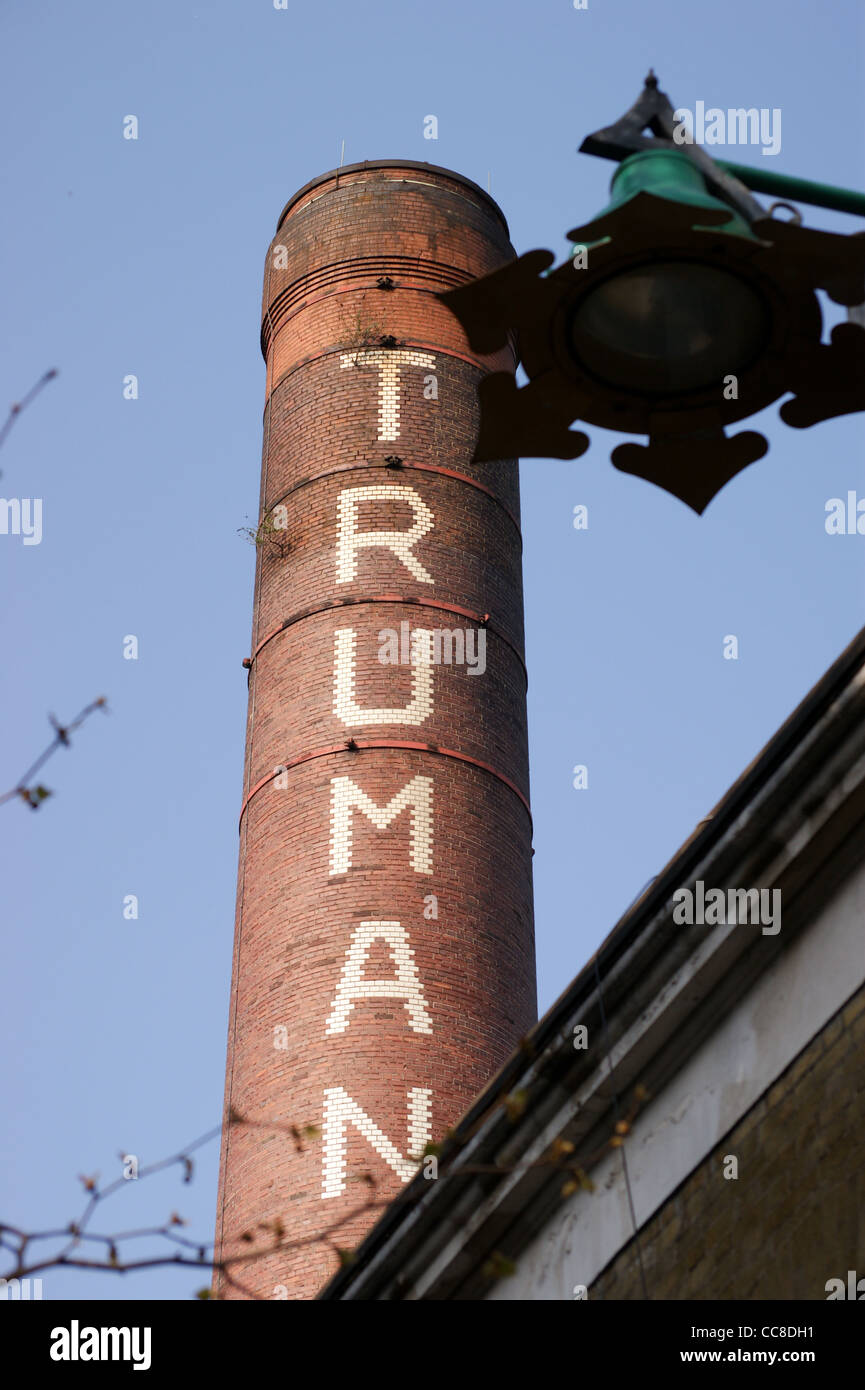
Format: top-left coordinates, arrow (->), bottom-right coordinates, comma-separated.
438,74 -> 865,513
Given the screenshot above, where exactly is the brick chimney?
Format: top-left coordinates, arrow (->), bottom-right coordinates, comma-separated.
214,161 -> 536,1299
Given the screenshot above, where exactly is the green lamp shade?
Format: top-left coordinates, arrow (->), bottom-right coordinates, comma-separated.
592,148 -> 755,238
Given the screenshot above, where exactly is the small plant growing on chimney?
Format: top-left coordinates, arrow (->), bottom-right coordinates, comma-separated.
237,505 -> 290,560
341,305 -> 387,358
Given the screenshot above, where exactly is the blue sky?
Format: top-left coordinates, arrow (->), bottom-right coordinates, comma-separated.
1,0 -> 862,1300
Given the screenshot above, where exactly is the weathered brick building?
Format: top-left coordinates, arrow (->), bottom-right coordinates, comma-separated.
214,162 -> 537,1299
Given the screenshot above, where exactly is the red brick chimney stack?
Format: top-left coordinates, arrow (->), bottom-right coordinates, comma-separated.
214,161 -> 536,1299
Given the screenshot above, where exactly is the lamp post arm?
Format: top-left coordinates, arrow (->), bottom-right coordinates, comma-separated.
714,161 -> 865,218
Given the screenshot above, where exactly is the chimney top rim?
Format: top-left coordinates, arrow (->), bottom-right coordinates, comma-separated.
275,160 -> 510,238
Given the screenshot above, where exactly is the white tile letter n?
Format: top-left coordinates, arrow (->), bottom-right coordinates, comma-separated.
322,1086 -> 432,1198
336,485 -> 434,584
325,919 -> 433,1036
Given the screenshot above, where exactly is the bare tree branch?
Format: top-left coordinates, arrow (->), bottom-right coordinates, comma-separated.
0,1086 -> 649,1298
0,369 -> 58,455
0,697 -> 108,809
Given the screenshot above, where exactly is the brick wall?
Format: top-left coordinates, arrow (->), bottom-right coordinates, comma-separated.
589,982 -> 865,1300
213,163 -> 537,1299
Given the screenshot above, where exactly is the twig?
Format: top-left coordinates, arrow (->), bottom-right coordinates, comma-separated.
0,697 -> 108,809
0,1087 -> 649,1297
0,369 -> 58,453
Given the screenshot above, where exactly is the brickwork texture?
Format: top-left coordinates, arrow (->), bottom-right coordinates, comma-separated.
589,982 -> 865,1300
